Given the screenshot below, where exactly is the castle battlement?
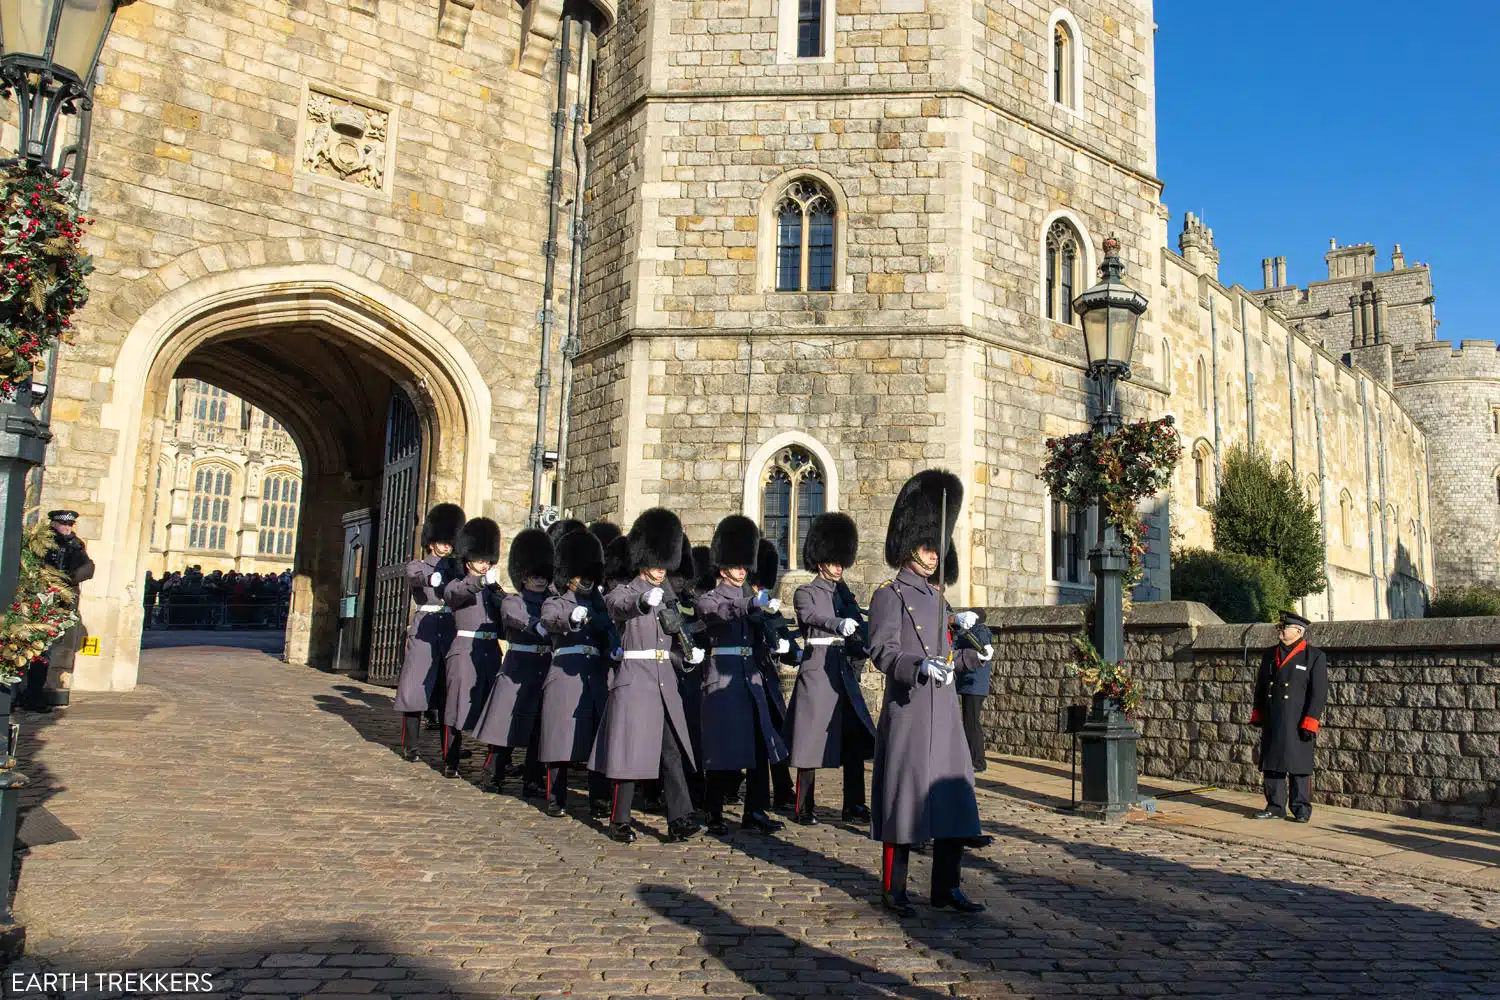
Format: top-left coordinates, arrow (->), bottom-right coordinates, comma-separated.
1394,339 -> 1500,383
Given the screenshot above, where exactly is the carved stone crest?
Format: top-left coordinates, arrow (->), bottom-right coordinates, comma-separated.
301,90 -> 389,190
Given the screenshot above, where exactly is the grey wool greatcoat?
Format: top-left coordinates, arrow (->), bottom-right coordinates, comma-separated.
696,581 -> 790,771
588,577 -> 699,780
868,568 -> 982,845
1252,640 -> 1329,775
471,590 -> 552,746
536,588 -> 613,764
440,575 -> 503,731
785,576 -> 877,769
393,554 -> 458,713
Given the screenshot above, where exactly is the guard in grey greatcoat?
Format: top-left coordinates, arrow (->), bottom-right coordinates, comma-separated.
870,470 -> 986,916
751,539 -> 799,810
696,516 -> 789,836
439,518 -> 505,778
786,512 -> 877,824
1250,610 -> 1329,823
537,529 -> 616,818
589,508 -> 706,844
393,503 -> 464,760
472,528 -> 555,797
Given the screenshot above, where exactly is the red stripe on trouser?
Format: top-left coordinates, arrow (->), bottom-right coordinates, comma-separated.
796,772 -> 803,809
441,726 -> 448,755
612,781 -> 619,820
882,843 -> 895,892
546,769 -> 552,800
484,749 -> 494,771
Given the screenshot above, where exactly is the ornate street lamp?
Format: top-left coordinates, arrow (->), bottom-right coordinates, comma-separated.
1069,234 -> 1149,820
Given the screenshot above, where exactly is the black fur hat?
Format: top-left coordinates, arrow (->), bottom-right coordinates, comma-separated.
455,517 -> 501,565
884,469 -> 963,585
801,511 -> 858,571
508,527 -> 556,591
627,507 -> 683,571
421,503 -> 465,548
555,529 -> 605,591
755,539 -> 781,591
667,532 -> 697,598
547,518 -> 586,546
590,520 -> 622,549
603,535 -> 633,587
691,544 -> 716,596
711,514 -> 760,570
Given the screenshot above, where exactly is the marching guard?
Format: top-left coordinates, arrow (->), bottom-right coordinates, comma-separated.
392,503 -> 464,760
1250,610 -> 1328,823
785,512 -> 877,825
471,528 -> 555,796
439,517 -> 505,778
589,508 -> 706,844
869,470 -> 986,915
752,538 -> 799,811
537,529 -> 616,818
696,516 -> 789,836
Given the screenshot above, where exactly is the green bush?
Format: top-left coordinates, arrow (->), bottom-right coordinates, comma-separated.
1209,443 -> 1327,601
1427,585 -> 1500,618
1171,548 -> 1291,624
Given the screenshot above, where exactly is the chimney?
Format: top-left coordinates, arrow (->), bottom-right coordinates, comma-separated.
1274,256 -> 1286,288
1360,289 -> 1375,345
1373,289 -> 1388,344
1178,212 -> 1220,280
1262,257 -> 1275,289
1350,294 -> 1365,346
1391,244 -> 1405,269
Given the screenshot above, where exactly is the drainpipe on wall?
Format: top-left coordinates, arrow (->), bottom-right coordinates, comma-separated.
1312,358 -> 1331,621
553,23 -> 592,517
1209,295 -> 1222,492
528,15 -> 575,525
1240,296 -> 1255,448
1358,378 -> 1381,618
1376,409 -> 1391,615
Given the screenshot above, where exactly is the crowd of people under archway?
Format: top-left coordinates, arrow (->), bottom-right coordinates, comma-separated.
142,567 -> 292,628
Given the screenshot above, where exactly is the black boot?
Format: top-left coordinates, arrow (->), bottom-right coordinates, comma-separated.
881,844 -> 913,917
606,823 -> 636,844
742,810 -> 784,833
930,887 -> 986,913
666,817 -> 704,842
842,803 -> 871,822
792,809 -> 819,826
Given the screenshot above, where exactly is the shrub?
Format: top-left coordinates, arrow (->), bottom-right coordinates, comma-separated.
1427,585 -> 1500,618
1210,443 -> 1327,601
1171,547 -> 1291,624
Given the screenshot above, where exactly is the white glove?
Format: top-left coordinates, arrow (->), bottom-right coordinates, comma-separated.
570,605 -> 589,626
429,571 -> 443,588
643,587 -> 664,608
765,597 -> 781,615
688,647 -> 705,665
752,590 -> 771,609
979,644 -> 994,663
920,658 -> 952,685
953,611 -> 978,631
483,566 -> 500,586
838,618 -> 858,637
775,638 -> 790,655
534,622 -> 548,638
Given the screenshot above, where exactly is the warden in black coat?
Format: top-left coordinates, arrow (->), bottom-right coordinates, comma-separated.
1250,611 -> 1328,823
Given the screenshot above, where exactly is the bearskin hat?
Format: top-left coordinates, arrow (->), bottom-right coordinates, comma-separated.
666,532 -> 698,598
508,527 -> 556,591
589,520 -> 622,549
691,544 -> 716,596
627,507 -> 683,571
555,529 -> 605,591
420,503 -> 465,548
711,514 -> 760,570
755,539 -> 782,592
603,535 -> 634,587
546,518 -> 586,546
455,517 -> 501,565
884,469 -> 963,585
801,511 -> 858,572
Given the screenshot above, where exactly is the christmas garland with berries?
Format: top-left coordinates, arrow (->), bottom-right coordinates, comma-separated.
0,521 -> 81,684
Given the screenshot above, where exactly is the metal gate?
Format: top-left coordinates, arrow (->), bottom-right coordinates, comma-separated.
366,389 -> 423,685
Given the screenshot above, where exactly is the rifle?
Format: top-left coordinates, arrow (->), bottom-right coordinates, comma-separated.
831,580 -> 871,661
656,585 -> 702,670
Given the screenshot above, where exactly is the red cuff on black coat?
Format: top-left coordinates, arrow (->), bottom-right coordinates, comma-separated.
1299,716 -> 1320,734
1248,709 -> 1263,725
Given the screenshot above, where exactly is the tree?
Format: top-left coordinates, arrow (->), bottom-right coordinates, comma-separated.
1171,548 -> 1290,624
1428,585 -> 1500,618
1208,443 -> 1326,601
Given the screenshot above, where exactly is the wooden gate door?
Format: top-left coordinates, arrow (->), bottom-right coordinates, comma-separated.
366,389 -> 423,685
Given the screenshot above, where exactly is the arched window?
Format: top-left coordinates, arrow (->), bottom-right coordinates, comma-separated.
1049,500 -> 1085,584
774,179 -> 835,293
1051,19 -> 1077,109
189,465 -> 233,551
761,445 -> 826,569
1193,441 -> 1213,508
150,461 -> 166,545
192,380 -> 228,424
1196,358 -> 1208,411
1159,339 -> 1172,389
258,473 -> 301,557
797,0 -> 825,57
1045,220 -> 1082,323
1339,491 -> 1353,547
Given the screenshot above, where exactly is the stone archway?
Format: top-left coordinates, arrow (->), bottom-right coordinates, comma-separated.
75,253 -> 494,692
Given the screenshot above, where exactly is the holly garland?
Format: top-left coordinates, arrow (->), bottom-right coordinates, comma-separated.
0,159 -> 94,393
0,521 -> 80,684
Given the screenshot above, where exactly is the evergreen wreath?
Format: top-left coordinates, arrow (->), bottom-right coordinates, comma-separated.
0,521 -> 81,685
0,160 -> 94,393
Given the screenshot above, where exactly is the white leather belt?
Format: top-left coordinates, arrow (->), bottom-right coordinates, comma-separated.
508,643 -> 547,654
457,630 -> 498,640
555,644 -> 599,658
807,636 -> 842,646
416,604 -> 450,613
622,649 -> 670,660
713,646 -> 753,657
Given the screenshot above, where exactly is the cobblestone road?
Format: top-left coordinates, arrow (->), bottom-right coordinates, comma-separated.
9,647 -> 1500,999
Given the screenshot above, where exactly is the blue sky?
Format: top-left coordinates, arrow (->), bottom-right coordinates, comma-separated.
1154,3 -> 1499,344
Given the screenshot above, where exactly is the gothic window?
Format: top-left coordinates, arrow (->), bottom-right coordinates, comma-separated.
797,0 -> 824,57
1492,407 -> 1499,435
1050,18 -> 1078,110
189,465 -> 233,551
1196,358 -> 1208,411
1339,491 -> 1353,547
1160,339 -> 1172,390
1050,500 -> 1086,585
774,179 -> 835,292
258,473 -> 300,557
1193,441 -> 1213,508
192,380 -> 228,424
1045,220 -> 1081,323
760,445 -> 826,569
150,461 -> 166,546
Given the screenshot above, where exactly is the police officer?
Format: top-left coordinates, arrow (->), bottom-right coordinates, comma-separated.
1250,610 -> 1328,823
25,511 -> 95,710
392,503 -> 464,760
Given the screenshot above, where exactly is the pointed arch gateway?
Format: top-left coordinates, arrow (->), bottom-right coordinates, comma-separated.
78,258 -> 494,692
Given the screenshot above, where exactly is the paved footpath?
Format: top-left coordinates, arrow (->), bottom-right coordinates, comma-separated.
7,646 -> 1500,999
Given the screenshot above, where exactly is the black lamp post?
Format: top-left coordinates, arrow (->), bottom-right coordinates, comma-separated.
0,0 -> 131,950
1070,235 -> 1149,820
